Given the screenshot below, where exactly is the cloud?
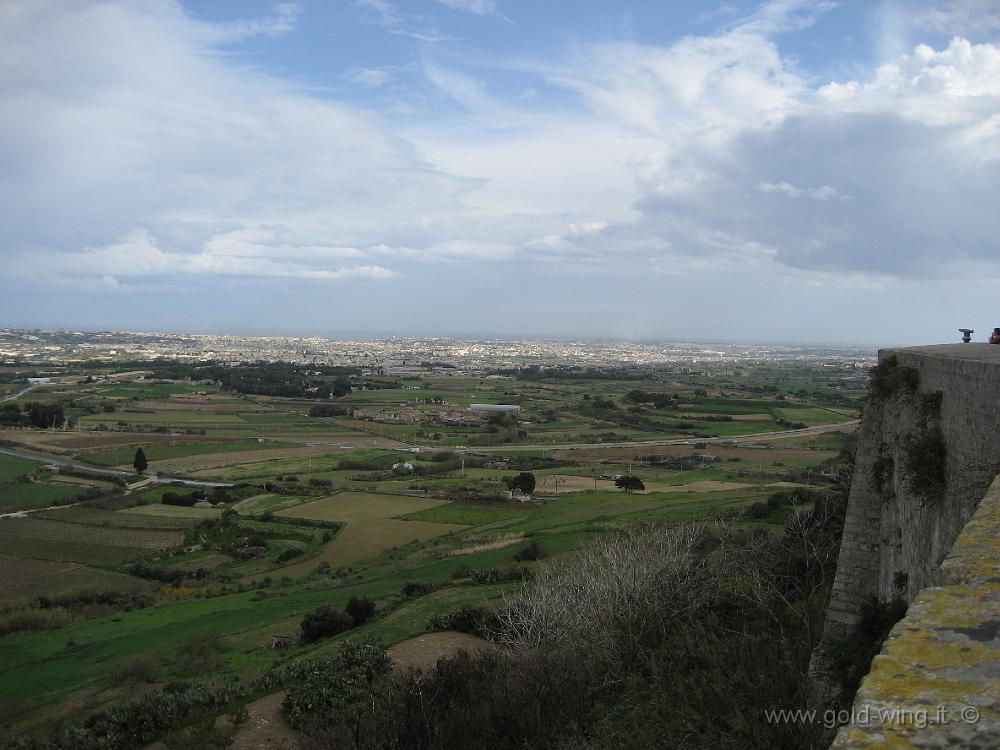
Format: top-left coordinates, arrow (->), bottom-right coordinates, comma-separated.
0,0 -> 477,285
355,0 -> 451,42
8,231 -> 394,287
3,0 -> 999,329
525,26 -> 1000,280
435,0 -> 497,16
344,66 -> 392,88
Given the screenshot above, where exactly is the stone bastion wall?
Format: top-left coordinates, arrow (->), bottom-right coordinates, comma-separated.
816,344 -> 1000,747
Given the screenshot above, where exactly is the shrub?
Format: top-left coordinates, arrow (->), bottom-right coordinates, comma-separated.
282,640 -> 392,731
277,548 -> 304,563
470,565 -> 533,585
870,355 -> 919,399
300,605 -> 353,643
902,427 -> 946,502
401,580 -> 437,598
0,607 -> 71,636
511,540 -> 547,562
427,606 -> 499,637
111,652 -> 159,683
346,595 -> 376,626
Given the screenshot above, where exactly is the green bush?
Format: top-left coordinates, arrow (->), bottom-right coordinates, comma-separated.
300,605 -> 353,643
276,548 -> 304,563
282,640 -> 392,731
346,595 -> 376,626
427,606 -> 498,638
511,540 -> 546,562
902,427 -> 946,502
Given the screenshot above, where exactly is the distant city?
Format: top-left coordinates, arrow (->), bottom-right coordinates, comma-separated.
0,328 -> 875,370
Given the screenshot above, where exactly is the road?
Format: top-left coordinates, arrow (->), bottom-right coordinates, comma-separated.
0,446 -> 234,489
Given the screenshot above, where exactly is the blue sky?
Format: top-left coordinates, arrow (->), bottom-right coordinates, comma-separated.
2,0 -> 1000,345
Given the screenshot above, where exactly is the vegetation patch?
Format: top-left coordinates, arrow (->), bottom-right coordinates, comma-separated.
901,427 -> 946,503
869,355 -> 919,399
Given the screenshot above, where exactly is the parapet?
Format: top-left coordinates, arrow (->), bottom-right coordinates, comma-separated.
831,474 -> 1000,747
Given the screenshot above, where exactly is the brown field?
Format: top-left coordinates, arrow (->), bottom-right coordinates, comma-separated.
38,506 -> 200,529
550,444 -> 838,463
0,555 -> 153,601
0,430 -> 186,452
388,632 -> 491,672
258,434 -> 405,449
130,399 -> 256,412
145,446 -> 332,474
0,517 -> 183,550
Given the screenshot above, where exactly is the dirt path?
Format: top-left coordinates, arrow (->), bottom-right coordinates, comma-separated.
225,692 -> 302,750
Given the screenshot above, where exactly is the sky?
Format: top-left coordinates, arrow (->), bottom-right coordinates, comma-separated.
2,0 -> 999,346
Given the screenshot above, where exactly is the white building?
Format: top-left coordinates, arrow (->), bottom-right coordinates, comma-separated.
468,404 -> 521,413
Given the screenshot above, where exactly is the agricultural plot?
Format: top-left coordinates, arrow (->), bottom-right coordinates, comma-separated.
0,555 -> 151,601
38,506 -> 200,530
0,482 -> 89,513
0,518 -> 180,567
0,455 -> 92,513
121,504 -> 222,520
233,493 -> 315,516
74,440 -> 292,467
273,492 -> 460,573
0,454 -> 41,482
402,502 -> 528,526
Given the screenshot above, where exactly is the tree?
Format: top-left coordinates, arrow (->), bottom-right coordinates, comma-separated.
506,471 -> 536,496
300,605 -> 353,643
24,401 -> 63,429
331,376 -> 352,398
615,475 -> 645,493
133,448 -> 148,475
346,595 -> 376,626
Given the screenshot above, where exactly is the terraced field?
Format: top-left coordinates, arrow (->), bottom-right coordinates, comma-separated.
0,556 -> 152,601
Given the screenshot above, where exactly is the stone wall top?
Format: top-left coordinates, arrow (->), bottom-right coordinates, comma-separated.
831,474 -> 1000,748
880,343 -> 1000,365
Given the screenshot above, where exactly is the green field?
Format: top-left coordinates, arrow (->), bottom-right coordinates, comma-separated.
0,358 -> 861,742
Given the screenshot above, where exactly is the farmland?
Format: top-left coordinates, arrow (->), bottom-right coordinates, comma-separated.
0,355 -> 863,744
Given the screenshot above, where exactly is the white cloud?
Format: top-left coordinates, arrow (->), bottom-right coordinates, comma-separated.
435,0 -> 497,16
526,29 -> 1000,279
3,0 -> 999,315
8,231 -> 394,286
0,0 -> 477,284
344,66 -> 392,88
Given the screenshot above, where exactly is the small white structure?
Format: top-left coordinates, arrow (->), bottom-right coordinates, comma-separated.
392,462 -> 415,473
26,377 -> 51,384
468,404 -> 521,413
